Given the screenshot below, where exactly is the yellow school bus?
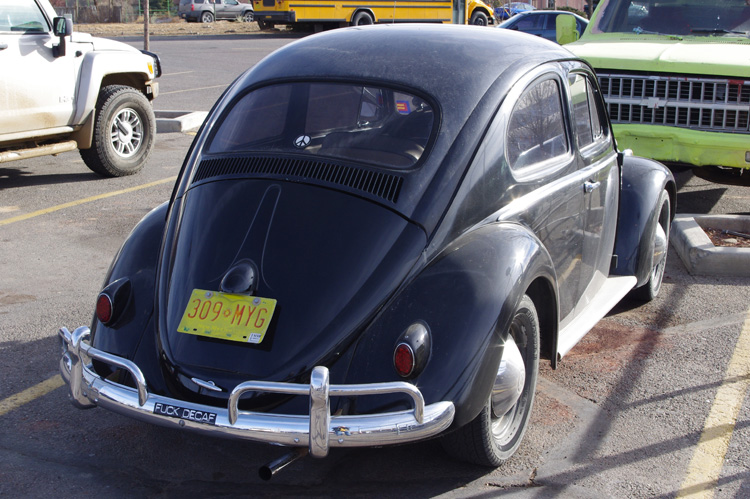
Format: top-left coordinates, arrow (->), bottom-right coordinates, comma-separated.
252,0 -> 496,30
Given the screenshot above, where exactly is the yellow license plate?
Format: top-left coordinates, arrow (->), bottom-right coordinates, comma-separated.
177,289 -> 277,344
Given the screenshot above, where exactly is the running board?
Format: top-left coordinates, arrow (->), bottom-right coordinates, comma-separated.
0,140 -> 78,163
557,276 -> 637,360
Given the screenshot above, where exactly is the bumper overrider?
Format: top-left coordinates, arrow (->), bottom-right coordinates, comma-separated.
58,326 -> 455,458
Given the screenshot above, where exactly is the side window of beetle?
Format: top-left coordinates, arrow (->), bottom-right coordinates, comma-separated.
568,73 -> 608,152
507,78 -> 569,171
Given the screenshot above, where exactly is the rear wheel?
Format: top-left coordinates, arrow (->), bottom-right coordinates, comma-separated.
257,19 -> 268,29
351,11 -> 374,26
442,295 -> 540,466
80,85 -> 155,177
201,11 -> 214,23
632,190 -> 671,301
242,10 -> 254,22
470,11 -> 489,26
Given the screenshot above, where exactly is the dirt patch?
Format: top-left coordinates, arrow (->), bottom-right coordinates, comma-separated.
540,321 -> 671,403
0,292 -> 36,306
702,227 -> 750,248
531,390 -> 576,426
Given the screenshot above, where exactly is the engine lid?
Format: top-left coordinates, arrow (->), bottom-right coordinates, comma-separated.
158,177 -> 426,383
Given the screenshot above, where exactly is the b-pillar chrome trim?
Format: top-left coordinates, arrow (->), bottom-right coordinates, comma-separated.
59,327 -> 455,457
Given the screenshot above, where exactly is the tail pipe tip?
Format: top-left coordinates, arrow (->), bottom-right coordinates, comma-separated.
258,447 -> 309,481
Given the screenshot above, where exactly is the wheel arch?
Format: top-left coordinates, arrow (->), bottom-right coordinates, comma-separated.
469,7 -> 492,24
612,155 -> 676,286
525,275 -> 558,368
350,8 -> 376,24
71,52 -> 156,148
471,7 -> 492,18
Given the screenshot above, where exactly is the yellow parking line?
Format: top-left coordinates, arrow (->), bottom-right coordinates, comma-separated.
677,309 -> 750,498
0,176 -> 176,227
0,375 -> 64,417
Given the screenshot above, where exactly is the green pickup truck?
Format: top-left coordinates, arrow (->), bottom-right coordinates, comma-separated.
566,0 -> 750,173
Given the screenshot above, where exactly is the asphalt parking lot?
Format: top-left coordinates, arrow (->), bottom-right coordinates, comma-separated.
1,34 -> 749,498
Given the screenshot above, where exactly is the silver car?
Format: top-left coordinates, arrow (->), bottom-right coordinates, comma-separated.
178,0 -> 254,23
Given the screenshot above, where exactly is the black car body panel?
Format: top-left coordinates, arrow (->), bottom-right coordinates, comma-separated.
60,24 -> 675,467
162,178 -> 426,380
613,154 -> 677,284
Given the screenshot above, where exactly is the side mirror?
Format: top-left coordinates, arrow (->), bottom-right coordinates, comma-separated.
53,16 -> 72,36
52,16 -> 73,57
555,15 -> 578,45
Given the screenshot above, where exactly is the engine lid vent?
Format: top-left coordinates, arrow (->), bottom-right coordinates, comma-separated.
193,155 -> 404,204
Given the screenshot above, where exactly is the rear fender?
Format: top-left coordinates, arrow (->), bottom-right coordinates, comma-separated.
345,222 -> 557,428
611,155 -> 675,285
89,202 -> 168,358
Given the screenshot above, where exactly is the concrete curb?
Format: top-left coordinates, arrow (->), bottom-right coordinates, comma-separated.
155,111 -> 208,133
671,214 -> 750,276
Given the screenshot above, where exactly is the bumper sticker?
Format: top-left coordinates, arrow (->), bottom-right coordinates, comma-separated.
153,402 -> 218,425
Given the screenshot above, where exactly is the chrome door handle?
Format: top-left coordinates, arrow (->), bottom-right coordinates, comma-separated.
584,181 -> 600,194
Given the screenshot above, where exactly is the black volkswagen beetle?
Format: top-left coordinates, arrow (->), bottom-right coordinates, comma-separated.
59,24 -> 674,475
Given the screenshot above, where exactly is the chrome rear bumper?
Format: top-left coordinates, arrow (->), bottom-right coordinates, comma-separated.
58,327 -> 455,457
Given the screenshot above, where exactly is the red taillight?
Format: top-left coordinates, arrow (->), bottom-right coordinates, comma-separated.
393,343 -> 415,377
96,293 -> 113,324
191,4 -> 195,10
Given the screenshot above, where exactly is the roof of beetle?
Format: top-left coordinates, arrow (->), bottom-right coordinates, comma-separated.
203,24 -> 579,234
237,23 -> 574,110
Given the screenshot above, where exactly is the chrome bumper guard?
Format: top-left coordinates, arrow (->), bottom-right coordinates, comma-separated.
58,327 -> 455,458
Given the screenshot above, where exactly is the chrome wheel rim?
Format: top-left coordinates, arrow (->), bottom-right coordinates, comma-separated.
109,108 -> 143,158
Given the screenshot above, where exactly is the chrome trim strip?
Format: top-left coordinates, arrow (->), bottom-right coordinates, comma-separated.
58,327 -> 455,455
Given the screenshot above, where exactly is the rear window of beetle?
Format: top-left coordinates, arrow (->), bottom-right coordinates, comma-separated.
208,82 -> 435,169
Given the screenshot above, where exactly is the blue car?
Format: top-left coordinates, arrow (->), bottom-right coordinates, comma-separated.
498,10 -> 589,43
495,2 -> 535,21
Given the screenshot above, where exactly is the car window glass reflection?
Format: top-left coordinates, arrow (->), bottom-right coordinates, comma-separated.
208,82 -> 434,169
0,0 -> 50,33
515,14 -> 544,29
507,78 -> 568,170
569,73 -> 607,152
570,74 -> 595,148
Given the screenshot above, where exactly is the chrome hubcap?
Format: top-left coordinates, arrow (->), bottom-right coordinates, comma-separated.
491,334 -> 526,444
110,108 -> 143,158
653,222 -> 667,269
492,336 -> 526,418
650,217 -> 668,285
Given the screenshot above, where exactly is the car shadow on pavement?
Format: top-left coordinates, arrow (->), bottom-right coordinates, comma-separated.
0,167 -> 100,190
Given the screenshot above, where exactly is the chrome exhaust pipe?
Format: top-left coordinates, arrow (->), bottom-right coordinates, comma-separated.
258,447 -> 309,481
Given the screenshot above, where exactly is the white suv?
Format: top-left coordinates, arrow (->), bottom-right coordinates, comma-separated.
0,0 -> 161,176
